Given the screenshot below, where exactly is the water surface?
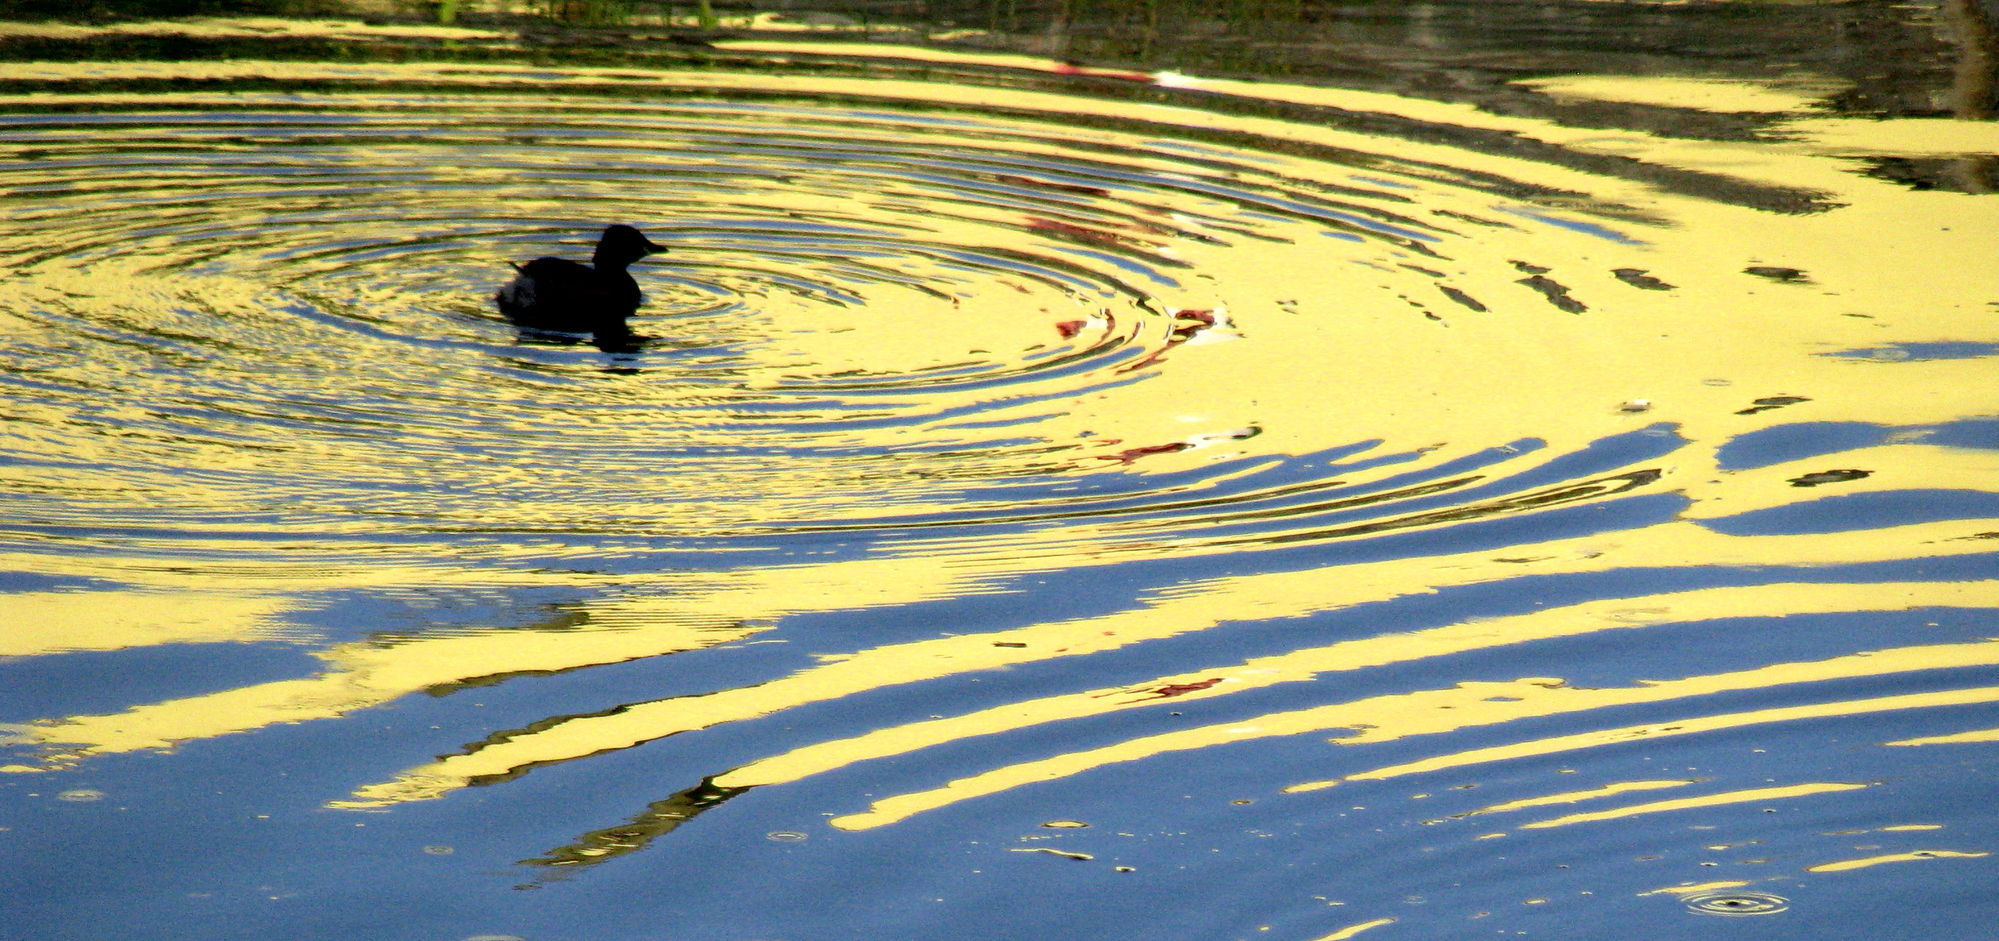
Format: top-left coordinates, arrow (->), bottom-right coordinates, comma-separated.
2,12 -> 1998,941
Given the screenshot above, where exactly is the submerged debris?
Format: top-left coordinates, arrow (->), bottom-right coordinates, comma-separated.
1736,395 -> 1811,415
1789,469 -> 1871,487
1516,275 -> 1588,313
1613,268 -> 1676,290
1438,285 -> 1488,311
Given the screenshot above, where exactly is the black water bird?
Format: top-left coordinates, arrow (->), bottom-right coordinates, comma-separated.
496,225 -> 664,346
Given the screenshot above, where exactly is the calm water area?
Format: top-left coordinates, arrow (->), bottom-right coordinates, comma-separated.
1,1 -> 1997,938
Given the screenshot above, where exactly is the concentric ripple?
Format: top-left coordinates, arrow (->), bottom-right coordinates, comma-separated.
1682,891 -> 1790,916
0,88 -> 1684,552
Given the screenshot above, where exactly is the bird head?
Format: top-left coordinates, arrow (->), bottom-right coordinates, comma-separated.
595,224 -> 665,268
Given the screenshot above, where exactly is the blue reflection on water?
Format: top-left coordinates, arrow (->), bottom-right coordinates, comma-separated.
0,643 -> 319,725
1701,490 -> 1999,535
1718,417 -> 1999,470
1821,341 -> 1999,361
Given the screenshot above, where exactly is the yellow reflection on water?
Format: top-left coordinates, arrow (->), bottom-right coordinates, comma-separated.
829,641 -> 1999,829
0,105 -> 1990,531
1638,881 -> 1752,897
1308,917 -> 1397,941
0,590 -> 298,656
1336,685 -> 1999,786
333,567 -> 1999,807
0,60 -> 1992,528
1465,780 -> 1697,817
1515,782 -> 1866,830
8,597 -> 765,771
1807,849 -> 1991,873
1,49 -> 1995,844
1886,727 -> 1999,746
1519,75 -> 1845,114
716,579 -> 1999,794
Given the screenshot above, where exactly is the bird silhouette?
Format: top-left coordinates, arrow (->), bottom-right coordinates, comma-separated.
496,225 -> 664,349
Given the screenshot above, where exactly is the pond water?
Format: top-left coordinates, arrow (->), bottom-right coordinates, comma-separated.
2,6 -> 1998,940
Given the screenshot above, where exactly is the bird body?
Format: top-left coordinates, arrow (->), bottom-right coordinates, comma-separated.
496,225 -> 663,341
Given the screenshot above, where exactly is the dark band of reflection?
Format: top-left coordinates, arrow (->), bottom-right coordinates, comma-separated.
0,69 -> 1836,220
515,777 -> 748,879
1213,467 -> 1664,549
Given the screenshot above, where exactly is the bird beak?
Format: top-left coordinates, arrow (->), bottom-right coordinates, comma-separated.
643,238 -> 666,255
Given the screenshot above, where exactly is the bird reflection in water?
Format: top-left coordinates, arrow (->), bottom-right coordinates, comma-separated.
496,224 -> 665,352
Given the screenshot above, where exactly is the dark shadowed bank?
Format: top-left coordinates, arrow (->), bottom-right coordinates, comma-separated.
0,0 -> 341,17
2,0 -> 1993,126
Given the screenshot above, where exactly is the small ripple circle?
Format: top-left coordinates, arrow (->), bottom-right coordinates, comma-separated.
1683,891 -> 1790,916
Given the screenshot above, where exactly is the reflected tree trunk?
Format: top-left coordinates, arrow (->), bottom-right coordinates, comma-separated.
1945,0 -> 1996,192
